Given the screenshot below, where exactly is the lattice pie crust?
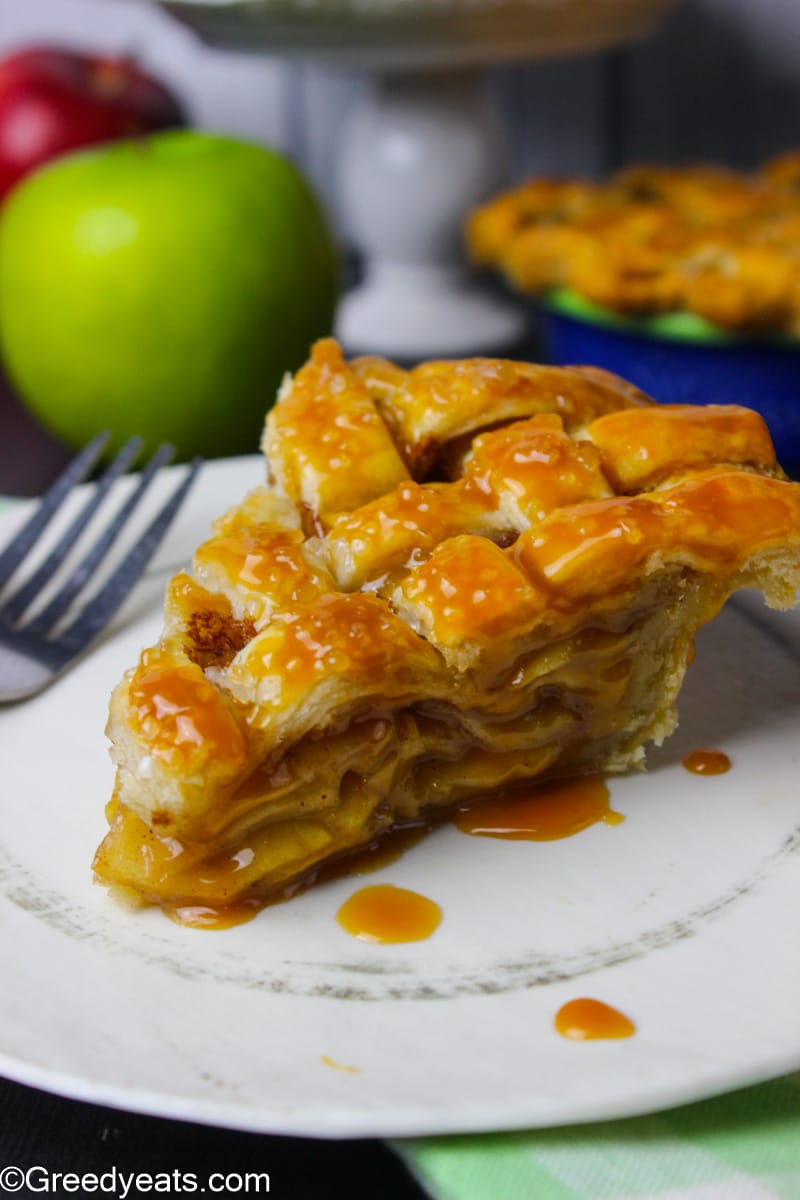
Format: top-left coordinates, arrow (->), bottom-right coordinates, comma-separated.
94,340 -> 800,911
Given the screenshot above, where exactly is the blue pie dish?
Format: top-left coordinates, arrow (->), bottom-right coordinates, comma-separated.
539,288 -> 800,479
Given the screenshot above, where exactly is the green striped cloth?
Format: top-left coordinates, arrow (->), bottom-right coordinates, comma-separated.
395,1075 -> 800,1199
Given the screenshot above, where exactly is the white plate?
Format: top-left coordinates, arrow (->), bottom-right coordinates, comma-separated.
1,455 -> 799,1138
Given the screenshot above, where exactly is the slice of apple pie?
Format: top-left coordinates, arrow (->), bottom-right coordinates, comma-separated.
94,339 -> 800,915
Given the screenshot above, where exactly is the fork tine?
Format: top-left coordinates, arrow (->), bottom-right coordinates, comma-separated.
58,456 -> 203,655
1,435 -> 145,624
24,442 -> 174,637
0,431 -> 110,589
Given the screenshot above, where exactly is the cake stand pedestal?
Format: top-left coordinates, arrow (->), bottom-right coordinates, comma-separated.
157,0 -> 682,358
335,69 -> 520,356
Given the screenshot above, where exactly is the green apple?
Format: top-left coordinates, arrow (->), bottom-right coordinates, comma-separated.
0,131 -> 339,459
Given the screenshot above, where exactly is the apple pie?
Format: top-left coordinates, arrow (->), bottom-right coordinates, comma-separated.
467,155 -> 800,333
93,339 -> 800,915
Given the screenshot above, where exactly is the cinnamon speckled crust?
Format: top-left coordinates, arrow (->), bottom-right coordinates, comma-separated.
94,340 -> 800,912
467,155 -> 800,333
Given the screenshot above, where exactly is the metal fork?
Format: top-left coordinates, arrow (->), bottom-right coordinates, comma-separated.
0,432 -> 202,703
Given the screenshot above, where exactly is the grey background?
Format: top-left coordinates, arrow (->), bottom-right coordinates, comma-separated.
2,0 -> 799,240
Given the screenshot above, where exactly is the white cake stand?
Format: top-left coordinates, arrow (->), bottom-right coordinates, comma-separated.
161,0 -> 682,357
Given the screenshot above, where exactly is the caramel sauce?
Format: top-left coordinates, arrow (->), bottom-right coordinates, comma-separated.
336,884 -> 442,943
404,358 -> 642,438
454,776 -> 622,841
267,339 -> 408,518
465,417 -> 611,520
326,479 -> 497,589
164,900 -> 264,930
513,471 -> 800,602
100,773 -> 619,931
327,483 -> 466,561
555,998 -> 636,1041
403,536 -> 544,643
315,825 -> 430,884
253,592 -> 433,694
320,1055 -> 361,1074
115,822 -> 433,931
197,530 -> 304,589
129,652 -> 247,766
169,572 -> 233,620
194,530 -> 328,609
683,748 -> 731,775
513,493 -> 664,597
588,404 -> 776,492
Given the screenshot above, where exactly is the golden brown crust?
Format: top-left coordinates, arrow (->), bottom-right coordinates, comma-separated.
468,156 -> 800,333
95,340 -> 800,911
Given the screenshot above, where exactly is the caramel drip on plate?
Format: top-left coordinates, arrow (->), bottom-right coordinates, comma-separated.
321,1055 -> 362,1074
454,776 -> 622,841
164,899 -> 264,930
336,884 -> 442,943
555,998 -> 636,1041
158,825 -> 432,930
172,777 -> 623,930
683,748 -> 732,775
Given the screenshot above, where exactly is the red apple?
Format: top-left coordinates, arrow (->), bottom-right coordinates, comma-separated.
0,46 -> 186,200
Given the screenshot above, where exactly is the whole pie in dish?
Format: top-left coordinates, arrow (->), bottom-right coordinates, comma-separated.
467,154 -> 800,333
93,339 -> 800,917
